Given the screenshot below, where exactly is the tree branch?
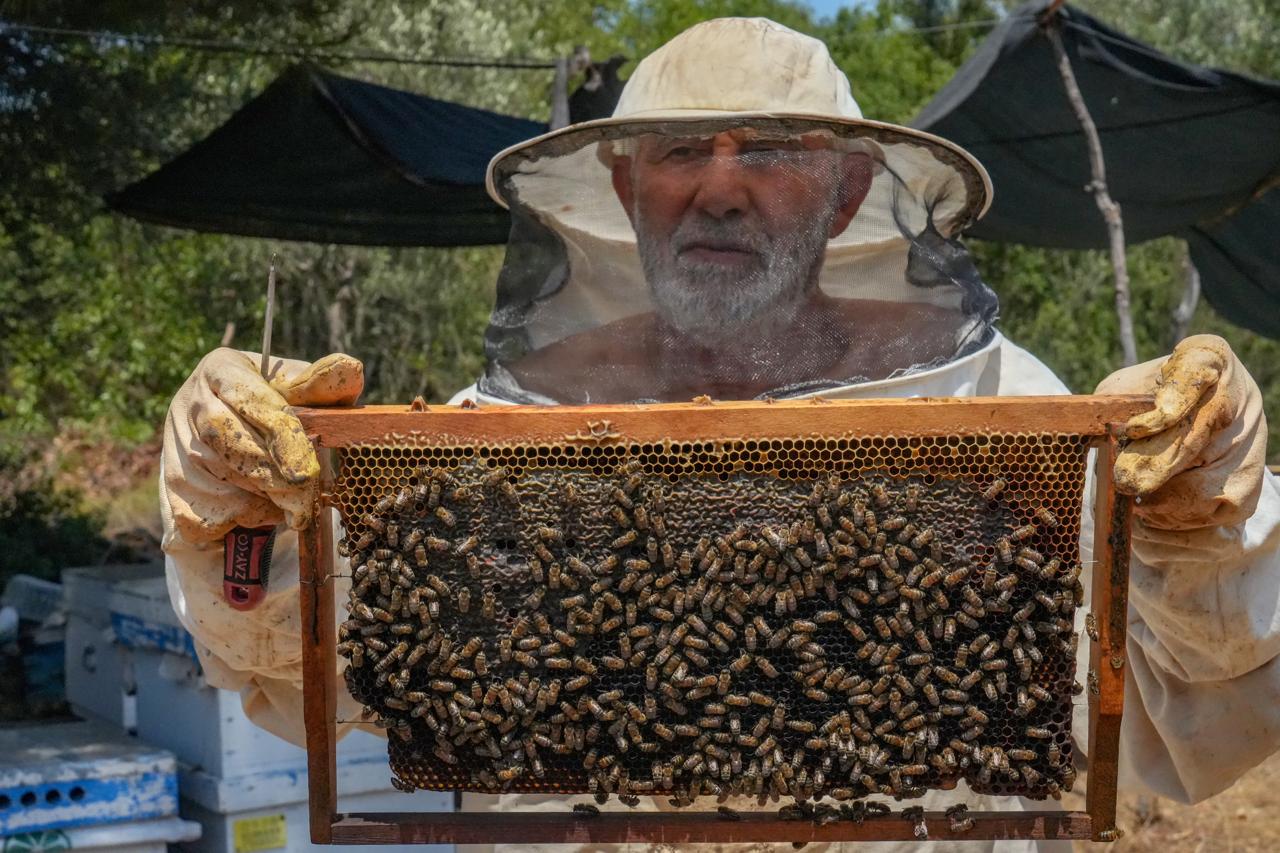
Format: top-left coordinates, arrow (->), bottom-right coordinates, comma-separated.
1170,242 -> 1201,347
1044,19 -> 1138,366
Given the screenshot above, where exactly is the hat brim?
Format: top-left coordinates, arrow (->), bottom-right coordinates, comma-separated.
485,111 -> 993,229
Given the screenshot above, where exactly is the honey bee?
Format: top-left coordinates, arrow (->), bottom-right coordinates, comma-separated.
404,643 -> 428,668
910,529 -> 934,550
1008,524 -> 1035,543
980,478 -> 1007,502
1035,506 -> 1060,528
946,803 -> 974,832
750,656 -> 778,679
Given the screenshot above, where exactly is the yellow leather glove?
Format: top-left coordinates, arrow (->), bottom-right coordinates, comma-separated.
162,348 -> 364,543
1095,334 -> 1268,530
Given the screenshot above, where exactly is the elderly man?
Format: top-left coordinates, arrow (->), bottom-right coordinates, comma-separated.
161,17 -> 1278,852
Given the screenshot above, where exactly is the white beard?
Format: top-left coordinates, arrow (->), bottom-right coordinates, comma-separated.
635,203 -> 836,346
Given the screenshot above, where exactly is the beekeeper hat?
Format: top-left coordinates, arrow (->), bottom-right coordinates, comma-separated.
485,16 -> 992,232
475,17 -> 1001,405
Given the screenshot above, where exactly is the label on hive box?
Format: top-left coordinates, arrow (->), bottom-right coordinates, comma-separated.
232,814 -> 286,853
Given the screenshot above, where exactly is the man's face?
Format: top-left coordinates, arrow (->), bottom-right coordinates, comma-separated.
612,130 -> 870,341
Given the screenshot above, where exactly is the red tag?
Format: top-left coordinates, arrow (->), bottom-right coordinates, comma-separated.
223,526 -> 276,611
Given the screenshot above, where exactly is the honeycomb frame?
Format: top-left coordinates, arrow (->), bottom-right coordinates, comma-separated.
295,395 -> 1146,846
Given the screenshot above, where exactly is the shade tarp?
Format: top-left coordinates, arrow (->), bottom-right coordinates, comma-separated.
107,63 -> 546,247
914,1 -> 1280,337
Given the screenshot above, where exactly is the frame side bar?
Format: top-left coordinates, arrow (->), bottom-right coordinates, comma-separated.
1085,427 -> 1133,842
301,446 -> 339,843
328,810 -> 1093,844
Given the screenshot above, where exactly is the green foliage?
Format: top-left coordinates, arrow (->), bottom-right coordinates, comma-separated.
825,0 -> 988,123
0,432 -> 109,580
0,487 -> 108,583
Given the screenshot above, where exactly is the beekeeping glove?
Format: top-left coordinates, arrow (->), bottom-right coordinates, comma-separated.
1095,334 -> 1267,530
162,348 -> 364,543
159,348 -> 371,747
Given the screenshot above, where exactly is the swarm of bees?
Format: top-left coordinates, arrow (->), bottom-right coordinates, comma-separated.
336,452 -> 1083,809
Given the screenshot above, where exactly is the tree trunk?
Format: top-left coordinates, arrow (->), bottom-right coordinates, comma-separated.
328,284 -> 354,354
1045,20 -> 1139,367
550,57 -> 570,130
1169,243 -> 1201,347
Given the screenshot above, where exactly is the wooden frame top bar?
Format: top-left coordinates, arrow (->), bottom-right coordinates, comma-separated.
296,395 -> 1151,447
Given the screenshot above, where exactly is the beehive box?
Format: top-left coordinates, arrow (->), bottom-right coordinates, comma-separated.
294,396 -> 1145,845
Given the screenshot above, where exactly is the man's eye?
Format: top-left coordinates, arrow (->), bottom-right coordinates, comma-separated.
663,146 -> 700,160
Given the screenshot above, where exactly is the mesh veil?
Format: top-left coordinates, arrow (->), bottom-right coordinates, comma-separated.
481,118 -> 998,404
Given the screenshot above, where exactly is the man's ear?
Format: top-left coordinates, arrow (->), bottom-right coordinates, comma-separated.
611,156 -> 636,225
829,153 -> 874,238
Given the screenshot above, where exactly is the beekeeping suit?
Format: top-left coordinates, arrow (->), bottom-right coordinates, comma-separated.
160,17 -> 1279,853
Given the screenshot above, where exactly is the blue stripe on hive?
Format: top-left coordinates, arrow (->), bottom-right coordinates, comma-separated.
0,772 -> 178,836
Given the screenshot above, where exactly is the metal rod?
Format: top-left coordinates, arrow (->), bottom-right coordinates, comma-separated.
260,254 -> 277,378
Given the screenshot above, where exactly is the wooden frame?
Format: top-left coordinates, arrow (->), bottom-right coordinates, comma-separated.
296,395 -> 1147,845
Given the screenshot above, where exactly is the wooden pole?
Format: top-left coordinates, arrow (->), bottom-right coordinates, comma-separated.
1170,244 -> 1201,346
550,57 -> 570,130
1043,13 -> 1139,367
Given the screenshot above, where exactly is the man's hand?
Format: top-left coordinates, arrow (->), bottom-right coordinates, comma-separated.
1096,334 -> 1267,530
163,348 -> 363,543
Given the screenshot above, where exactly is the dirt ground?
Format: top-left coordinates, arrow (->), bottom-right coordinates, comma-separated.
1065,752 -> 1280,852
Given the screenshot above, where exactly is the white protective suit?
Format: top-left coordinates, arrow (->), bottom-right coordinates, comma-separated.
160,332 -> 1280,853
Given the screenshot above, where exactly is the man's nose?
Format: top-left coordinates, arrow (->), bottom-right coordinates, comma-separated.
689,155 -> 752,219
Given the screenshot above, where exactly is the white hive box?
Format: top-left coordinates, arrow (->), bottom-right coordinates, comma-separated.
86,564 -> 454,850
17,816 -> 202,853
108,571 -> 386,778
63,564 -> 167,730
178,768 -> 453,853
0,720 -> 201,850
2,575 -> 63,624
142,652 -> 454,852
62,564 -> 453,851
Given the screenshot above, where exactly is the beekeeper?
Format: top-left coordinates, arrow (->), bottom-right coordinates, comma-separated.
161,17 -> 1277,852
